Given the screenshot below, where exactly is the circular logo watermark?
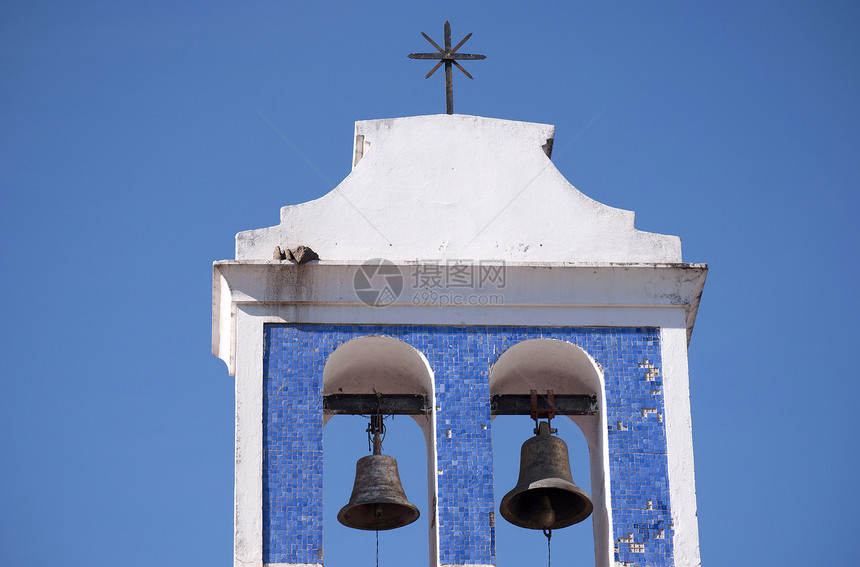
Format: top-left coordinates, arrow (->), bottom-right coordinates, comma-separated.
353,259 -> 404,307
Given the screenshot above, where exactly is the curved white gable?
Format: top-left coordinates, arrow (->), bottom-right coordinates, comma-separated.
236,114 -> 681,263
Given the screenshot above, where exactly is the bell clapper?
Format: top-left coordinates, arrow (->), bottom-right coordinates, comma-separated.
535,490 -> 556,529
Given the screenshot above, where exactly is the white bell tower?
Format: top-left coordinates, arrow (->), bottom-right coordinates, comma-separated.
213,113 -> 706,567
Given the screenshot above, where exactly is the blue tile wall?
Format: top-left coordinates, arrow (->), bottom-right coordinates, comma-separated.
263,326 -> 326,564
262,324 -> 672,567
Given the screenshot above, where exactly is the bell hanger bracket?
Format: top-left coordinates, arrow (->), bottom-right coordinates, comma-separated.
530,389 -> 557,433
367,413 -> 386,455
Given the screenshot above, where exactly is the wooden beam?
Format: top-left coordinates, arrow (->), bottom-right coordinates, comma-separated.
322,393 -> 598,416
491,394 -> 599,416
323,394 -> 430,415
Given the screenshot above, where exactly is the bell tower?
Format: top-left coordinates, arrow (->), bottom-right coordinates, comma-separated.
212,114 -> 706,567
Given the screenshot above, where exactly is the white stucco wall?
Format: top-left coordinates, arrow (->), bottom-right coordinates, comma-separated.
235,115 -> 681,264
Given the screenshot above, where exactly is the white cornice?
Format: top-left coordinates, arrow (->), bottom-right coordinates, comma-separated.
213,261 -> 706,376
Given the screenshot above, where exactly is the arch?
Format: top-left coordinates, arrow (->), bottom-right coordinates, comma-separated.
323,335 -> 433,397
322,336 -> 438,567
489,339 -> 613,567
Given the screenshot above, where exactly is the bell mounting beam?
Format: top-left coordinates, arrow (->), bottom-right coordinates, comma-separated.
492,394 -> 598,416
324,393 -> 431,415
323,393 -> 598,416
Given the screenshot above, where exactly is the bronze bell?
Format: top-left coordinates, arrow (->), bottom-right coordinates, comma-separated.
500,421 -> 593,530
338,416 -> 420,531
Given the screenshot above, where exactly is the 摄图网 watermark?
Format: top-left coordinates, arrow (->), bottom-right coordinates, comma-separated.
353,259 -> 506,308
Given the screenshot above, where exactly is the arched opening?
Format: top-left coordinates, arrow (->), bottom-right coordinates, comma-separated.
322,336 -> 437,567
492,415 -> 593,565
489,339 -> 612,567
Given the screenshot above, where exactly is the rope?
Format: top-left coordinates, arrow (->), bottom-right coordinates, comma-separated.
376,529 -> 379,567
543,528 -> 552,567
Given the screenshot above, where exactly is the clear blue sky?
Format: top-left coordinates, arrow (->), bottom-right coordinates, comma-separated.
2,2 -> 858,566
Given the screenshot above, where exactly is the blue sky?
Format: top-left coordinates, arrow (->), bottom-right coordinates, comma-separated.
2,2 -> 858,565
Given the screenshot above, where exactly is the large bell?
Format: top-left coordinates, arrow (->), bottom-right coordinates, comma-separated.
337,453 -> 420,531
500,421 -> 593,530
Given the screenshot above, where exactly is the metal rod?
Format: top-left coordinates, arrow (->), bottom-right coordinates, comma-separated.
444,21 -> 453,114
370,414 -> 383,455
421,31 -> 444,53
450,32 -> 472,54
445,61 -> 453,114
453,60 -> 473,79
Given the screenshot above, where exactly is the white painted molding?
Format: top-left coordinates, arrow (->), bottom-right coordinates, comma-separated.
212,262 -> 707,376
235,309 -> 264,567
661,326 -> 702,567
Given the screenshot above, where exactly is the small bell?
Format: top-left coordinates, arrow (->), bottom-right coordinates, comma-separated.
500,421 -> 593,530
337,415 -> 420,531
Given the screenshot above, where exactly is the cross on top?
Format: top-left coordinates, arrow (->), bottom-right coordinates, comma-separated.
408,21 -> 486,115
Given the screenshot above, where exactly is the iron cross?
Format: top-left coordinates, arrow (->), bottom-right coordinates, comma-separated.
408,21 -> 486,115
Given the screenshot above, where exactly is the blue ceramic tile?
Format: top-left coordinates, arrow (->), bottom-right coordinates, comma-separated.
262,325 -> 672,566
